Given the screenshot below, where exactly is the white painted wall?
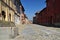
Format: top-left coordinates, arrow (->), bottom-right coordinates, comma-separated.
14,14 -> 20,25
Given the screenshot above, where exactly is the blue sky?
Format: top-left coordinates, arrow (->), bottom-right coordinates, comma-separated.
21,0 -> 46,20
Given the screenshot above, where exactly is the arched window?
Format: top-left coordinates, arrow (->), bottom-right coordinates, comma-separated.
2,11 -> 6,20
9,14 -> 11,21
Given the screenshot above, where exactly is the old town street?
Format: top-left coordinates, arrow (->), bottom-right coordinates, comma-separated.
14,24 -> 60,40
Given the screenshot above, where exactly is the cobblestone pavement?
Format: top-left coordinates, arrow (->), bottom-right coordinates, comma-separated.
14,24 -> 60,40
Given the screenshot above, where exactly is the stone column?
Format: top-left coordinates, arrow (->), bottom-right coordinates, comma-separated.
11,11 -> 14,22
5,7 -> 9,21
12,11 -> 14,22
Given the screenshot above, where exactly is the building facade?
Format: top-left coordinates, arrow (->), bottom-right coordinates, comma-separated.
46,0 -> 60,25
33,0 -> 60,26
20,5 -> 31,24
0,0 -> 24,25
20,5 -> 25,24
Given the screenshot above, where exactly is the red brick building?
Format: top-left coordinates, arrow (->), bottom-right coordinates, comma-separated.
46,0 -> 60,25
33,0 -> 60,26
34,8 -> 48,25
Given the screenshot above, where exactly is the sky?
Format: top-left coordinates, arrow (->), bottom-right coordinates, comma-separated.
21,0 -> 46,20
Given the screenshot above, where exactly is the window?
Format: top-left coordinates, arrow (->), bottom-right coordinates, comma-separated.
9,14 -> 11,21
2,11 -> 6,20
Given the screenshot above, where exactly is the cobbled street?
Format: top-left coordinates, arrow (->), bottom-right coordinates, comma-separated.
14,24 -> 60,40
0,24 -> 60,40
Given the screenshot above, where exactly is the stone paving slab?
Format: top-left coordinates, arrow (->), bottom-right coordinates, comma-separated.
0,27 -> 19,40
14,24 -> 60,40
0,24 -> 60,40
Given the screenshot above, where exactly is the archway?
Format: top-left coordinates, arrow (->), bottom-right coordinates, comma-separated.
2,11 -> 6,20
9,14 -> 11,21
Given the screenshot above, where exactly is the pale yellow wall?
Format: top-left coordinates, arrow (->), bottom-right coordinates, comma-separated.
6,0 -> 10,6
0,1 -> 2,20
3,0 -> 7,3
11,10 -> 14,22
0,0 -> 14,22
1,2 -> 6,20
0,1 -> 1,14
5,7 -> 9,21
0,0 -> 21,23
10,0 -> 13,8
